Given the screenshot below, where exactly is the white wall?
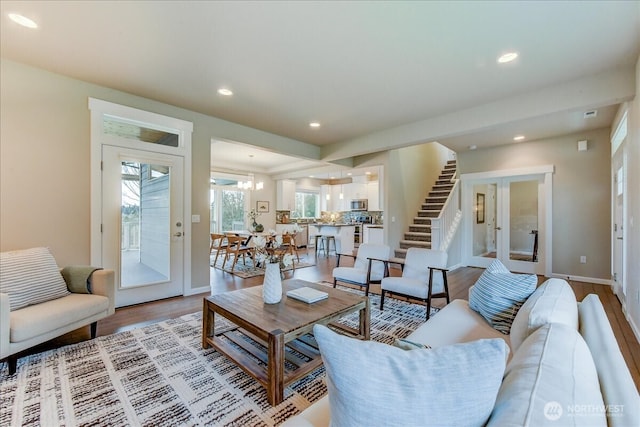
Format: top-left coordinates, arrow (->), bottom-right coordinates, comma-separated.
458,127 -> 612,281
386,142 -> 455,252
0,59 -> 311,291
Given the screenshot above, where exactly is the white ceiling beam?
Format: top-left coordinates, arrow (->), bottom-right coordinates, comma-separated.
320,67 -> 636,161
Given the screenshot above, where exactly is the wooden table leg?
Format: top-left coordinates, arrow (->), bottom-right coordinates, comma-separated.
360,298 -> 370,340
202,299 -> 215,349
267,329 -> 285,405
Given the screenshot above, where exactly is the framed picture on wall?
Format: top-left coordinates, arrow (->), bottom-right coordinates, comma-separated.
476,193 -> 485,224
257,201 -> 269,213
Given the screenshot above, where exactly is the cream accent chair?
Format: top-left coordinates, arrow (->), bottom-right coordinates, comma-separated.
380,248 -> 449,320
333,243 -> 390,296
1,248 -> 115,375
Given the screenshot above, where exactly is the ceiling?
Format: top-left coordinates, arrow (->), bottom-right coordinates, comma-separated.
1,1 -> 638,175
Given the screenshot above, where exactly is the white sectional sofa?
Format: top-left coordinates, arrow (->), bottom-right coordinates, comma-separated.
283,278 -> 640,427
1,247 -> 115,374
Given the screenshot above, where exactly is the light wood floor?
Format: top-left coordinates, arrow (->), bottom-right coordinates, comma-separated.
10,248 -> 640,392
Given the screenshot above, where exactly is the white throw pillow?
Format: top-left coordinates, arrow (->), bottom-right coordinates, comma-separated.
314,324 -> 509,427
487,323 -> 606,427
0,247 -> 70,311
509,278 -> 578,352
469,259 -> 537,334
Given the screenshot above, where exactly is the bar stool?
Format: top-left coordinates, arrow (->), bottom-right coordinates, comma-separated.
315,234 -> 336,257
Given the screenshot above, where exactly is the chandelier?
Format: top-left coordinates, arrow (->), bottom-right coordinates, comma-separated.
237,173 -> 264,191
237,155 -> 263,191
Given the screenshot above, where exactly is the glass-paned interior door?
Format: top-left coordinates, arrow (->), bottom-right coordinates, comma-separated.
467,175 -> 545,275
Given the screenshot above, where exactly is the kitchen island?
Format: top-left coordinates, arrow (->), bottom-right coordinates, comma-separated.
313,224 -> 355,255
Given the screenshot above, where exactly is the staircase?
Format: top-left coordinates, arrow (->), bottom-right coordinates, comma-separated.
394,160 -> 458,259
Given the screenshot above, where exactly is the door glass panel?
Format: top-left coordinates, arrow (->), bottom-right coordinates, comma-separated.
509,180 -> 538,262
472,183 -> 497,258
120,161 -> 170,287
104,116 -> 179,147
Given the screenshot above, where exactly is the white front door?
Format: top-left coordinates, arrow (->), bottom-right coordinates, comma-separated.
103,146 -> 184,307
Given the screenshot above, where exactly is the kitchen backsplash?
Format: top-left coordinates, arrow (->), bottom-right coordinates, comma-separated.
319,211 -> 383,224
276,210 -> 383,224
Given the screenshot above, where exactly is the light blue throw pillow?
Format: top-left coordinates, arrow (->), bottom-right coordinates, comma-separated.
469,259 -> 537,334
314,324 -> 509,427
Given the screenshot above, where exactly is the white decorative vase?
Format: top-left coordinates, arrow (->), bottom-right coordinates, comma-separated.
263,262 -> 283,304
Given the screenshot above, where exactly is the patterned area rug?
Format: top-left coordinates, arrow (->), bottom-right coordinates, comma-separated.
0,284 -> 437,426
210,255 -> 315,279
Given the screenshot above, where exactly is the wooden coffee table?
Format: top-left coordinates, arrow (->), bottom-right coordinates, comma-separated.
202,279 -> 370,405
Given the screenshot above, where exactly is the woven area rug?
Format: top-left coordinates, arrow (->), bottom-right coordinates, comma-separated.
210,255 -> 315,279
0,285 -> 437,427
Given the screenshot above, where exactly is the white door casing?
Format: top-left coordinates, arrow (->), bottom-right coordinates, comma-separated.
89,98 -> 193,307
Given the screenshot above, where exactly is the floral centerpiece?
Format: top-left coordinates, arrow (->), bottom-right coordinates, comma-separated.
253,235 -> 294,272
247,208 -> 263,232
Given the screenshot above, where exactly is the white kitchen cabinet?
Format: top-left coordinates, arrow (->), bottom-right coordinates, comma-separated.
367,181 -> 380,211
277,180 -> 296,210
345,181 -> 367,200
331,185 -> 347,211
320,184 -> 331,211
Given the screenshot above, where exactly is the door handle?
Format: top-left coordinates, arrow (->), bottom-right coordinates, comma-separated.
617,237 -> 623,240
174,232 -> 183,237
495,227 -> 502,230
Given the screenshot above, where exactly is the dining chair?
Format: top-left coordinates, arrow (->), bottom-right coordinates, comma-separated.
380,248 -> 449,320
223,235 -> 255,271
280,232 -> 300,262
209,233 -> 228,267
333,243 -> 390,296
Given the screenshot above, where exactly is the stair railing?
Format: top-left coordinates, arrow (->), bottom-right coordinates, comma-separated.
430,171 -> 461,251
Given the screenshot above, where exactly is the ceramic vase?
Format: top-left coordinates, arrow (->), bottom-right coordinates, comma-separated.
263,262 -> 283,304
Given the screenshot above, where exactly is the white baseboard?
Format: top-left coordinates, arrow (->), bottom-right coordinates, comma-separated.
550,273 -> 612,286
448,262 -> 465,272
184,285 -> 211,296
622,300 -> 640,344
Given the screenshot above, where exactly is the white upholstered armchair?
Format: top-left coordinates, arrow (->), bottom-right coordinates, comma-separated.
1,247 -> 115,374
380,248 -> 449,319
333,243 -> 391,296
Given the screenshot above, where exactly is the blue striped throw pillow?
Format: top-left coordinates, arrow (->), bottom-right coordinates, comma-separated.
469,260 -> 537,334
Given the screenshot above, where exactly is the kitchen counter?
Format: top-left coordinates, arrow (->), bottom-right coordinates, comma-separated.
311,224 -> 355,254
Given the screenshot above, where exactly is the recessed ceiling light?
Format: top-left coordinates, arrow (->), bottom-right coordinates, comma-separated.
309,121 -> 321,128
469,145 -> 477,150
365,171 -> 371,175
217,88 -> 233,96
347,172 -> 352,176
497,52 -> 518,64
8,13 -> 38,28
513,135 -> 525,142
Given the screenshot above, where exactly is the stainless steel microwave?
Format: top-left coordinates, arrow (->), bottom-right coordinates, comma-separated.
350,199 -> 368,211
